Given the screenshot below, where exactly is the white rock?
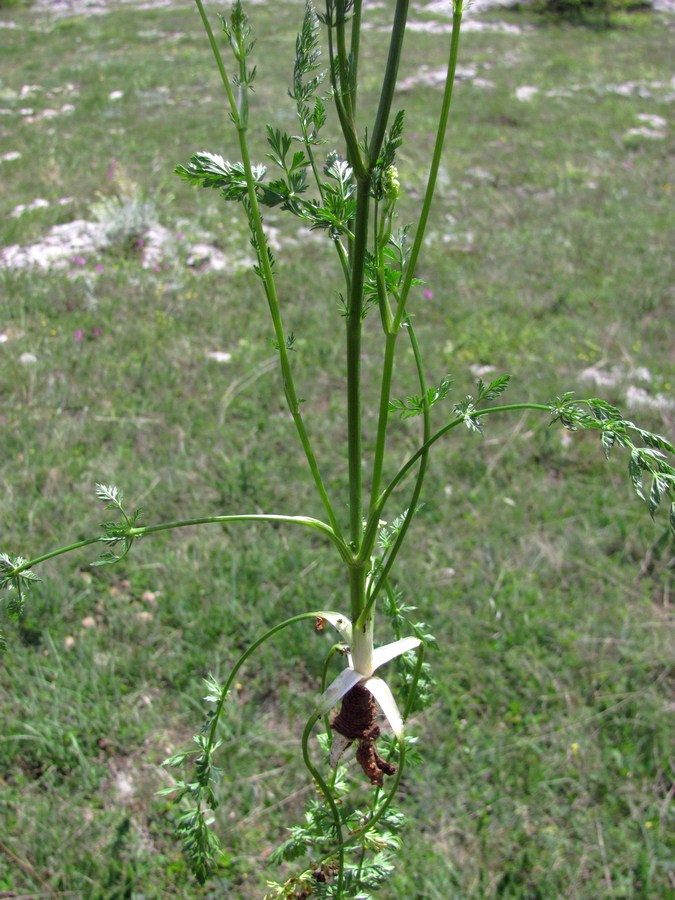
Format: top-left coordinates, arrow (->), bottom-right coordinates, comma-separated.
515,85 -> 538,102
625,386 -> 674,412
624,127 -> 664,140
186,243 -> 230,272
580,365 -> 622,388
637,113 -> 667,130
11,198 -> 50,217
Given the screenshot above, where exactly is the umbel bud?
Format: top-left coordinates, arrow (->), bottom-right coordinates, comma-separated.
383,165 -> 401,205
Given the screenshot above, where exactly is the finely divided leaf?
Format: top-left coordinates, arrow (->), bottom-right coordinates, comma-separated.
601,428 -> 615,459
477,374 -> 510,402
203,674 -> 225,704
389,376 -> 453,419
175,154 -> 262,203
454,396 -> 482,434
629,451 -> 646,501
95,483 -> 123,509
649,476 -> 665,518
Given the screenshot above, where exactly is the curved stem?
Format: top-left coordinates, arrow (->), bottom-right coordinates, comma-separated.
360,402 -> 552,562
196,611 -> 347,894
301,712 -> 345,894
336,648 -> 427,851
321,644 -> 346,734
130,514 -> 351,561
403,641 -> 426,721
9,513 -> 353,581
6,536 -> 103,575
206,610 -> 335,748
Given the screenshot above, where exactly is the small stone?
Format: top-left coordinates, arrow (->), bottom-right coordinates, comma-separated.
636,113 -> 667,130
515,85 -> 538,102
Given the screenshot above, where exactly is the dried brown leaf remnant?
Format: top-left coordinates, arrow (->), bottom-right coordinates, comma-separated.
331,683 -> 397,786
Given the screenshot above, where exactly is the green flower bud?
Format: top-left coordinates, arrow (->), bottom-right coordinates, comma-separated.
383,165 -> 401,204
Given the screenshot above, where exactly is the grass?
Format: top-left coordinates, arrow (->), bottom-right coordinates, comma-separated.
0,0 -> 673,896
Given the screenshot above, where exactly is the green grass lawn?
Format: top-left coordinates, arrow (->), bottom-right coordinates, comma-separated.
0,0 -> 673,896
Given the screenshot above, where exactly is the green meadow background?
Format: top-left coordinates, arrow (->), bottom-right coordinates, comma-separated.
0,0 -> 673,896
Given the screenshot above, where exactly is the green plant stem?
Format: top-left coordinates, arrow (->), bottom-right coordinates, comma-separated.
133,513 -> 351,558
205,609 -> 336,745
384,400 -> 550,507
199,609 -> 346,890
305,141 -> 326,202
349,564 -> 367,629
240,134 -> 344,540
394,4 -> 463,330
301,712 -> 345,894
346,178 -> 372,551
194,0 -> 239,116
367,320 -> 430,603
350,0 -> 363,109
193,0 -> 343,544
9,513 -> 353,581
369,333 -> 397,511
327,643 -> 426,871
6,537 -> 102,575
326,8 -> 365,179
335,0 -> 353,121
334,237 -> 352,293
321,644 -> 346,734
402,641 -> 426,720
369,0 -> 410,166
358,402 -> 552,579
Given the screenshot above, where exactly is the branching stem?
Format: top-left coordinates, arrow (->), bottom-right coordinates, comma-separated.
194,0 -> 344,544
